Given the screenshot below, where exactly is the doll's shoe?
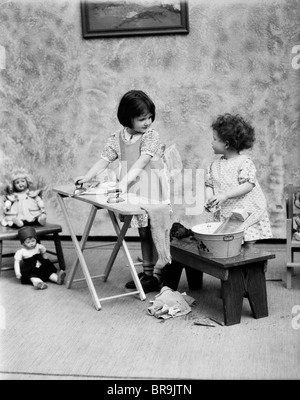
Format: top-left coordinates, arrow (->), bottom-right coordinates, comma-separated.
38,213 -> 47,226
12,218 -> 24,228
57,270 -> 66,285
294,232 -> 300,241
34,282 -> 48,290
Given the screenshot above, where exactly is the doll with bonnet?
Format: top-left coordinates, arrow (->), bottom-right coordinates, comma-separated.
1,168 -> 47,228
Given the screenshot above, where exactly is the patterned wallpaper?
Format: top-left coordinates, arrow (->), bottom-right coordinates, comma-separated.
0,0 -> 299,237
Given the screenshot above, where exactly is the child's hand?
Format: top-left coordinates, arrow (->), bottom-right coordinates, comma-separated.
16,272 -> 21,279
3,204 -> 10,212
208,193 -> 228,208
118,183 -> 127,195
205,197 -> 215,209
204,200 -> 219,213
74,176 -> 89,185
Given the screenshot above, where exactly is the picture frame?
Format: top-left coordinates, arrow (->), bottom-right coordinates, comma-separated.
81,1 -> 189,39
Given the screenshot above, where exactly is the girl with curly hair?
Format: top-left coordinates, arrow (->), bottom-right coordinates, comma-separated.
205,113 -> 272,243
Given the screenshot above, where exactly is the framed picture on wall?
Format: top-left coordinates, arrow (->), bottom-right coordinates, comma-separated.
81,1 -> 189,39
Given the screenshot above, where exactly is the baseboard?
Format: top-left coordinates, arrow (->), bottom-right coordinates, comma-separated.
59,235 -> 140,242
57,236 -> 286,244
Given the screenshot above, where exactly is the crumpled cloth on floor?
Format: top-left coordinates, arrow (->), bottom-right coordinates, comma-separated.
147,286 -> 195,319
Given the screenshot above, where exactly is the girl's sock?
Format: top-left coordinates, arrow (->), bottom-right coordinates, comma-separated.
143,264 -> 154,276
153,269 -> 162,284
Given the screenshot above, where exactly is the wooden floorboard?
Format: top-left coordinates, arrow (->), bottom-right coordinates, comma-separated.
0,241 -> 299,380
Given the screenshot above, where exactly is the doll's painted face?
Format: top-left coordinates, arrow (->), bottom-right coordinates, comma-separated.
13,178 -> 28,192
23,236 -> 37,250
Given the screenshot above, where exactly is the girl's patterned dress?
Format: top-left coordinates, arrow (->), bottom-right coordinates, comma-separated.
101,127 -> 170,228
205,155 -> 272,242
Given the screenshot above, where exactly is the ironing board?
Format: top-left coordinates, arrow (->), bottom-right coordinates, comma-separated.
53,184 -> 147,310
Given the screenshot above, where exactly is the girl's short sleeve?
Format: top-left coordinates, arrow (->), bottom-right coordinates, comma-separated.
14,249 -> 23,261
101,134 -> 119,162
205,164 -> 213,188
238,157 -> 257,185
140,129 -> 161,157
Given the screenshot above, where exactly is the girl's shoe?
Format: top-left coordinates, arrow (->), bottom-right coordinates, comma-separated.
125,273 -> 159,293
141,276 -> 159,293
125,272 -> 145,289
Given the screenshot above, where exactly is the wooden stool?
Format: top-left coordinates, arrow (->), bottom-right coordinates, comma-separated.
0,223 -> 66,275
164,238 -> 275,326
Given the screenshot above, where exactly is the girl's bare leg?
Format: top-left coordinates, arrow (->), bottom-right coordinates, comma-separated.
125,227 -> 159,292
138,226 -> 155,275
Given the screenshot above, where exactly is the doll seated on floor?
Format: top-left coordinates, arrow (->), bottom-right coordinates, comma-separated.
1,168 -> 47,228
14,226 -> 65,290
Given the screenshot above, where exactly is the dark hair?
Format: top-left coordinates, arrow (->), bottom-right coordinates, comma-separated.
211,113 -> 255,151
117,90 -> 155,128
18,226 -> 37,244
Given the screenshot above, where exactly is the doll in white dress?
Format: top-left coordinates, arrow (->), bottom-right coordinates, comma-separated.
1,168 -> 47,228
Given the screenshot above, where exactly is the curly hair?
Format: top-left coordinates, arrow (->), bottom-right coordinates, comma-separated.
211,113 -> 255,151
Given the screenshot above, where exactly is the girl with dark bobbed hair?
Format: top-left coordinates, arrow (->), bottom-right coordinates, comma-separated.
76,90 -> 170,293
117,90 -> 156,128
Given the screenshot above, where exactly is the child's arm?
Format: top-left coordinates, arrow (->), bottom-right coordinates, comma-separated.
204,164 -> 215,208
118,154 -> 152,193
37,244 -> 49,260
205,186 -> 214,203
35,196 -> 46,214
3,198 -> 12,212
76,158 -> 110,184
204,186 -> 216,211
14,259 -> 21,279
207,182 -> 254,208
